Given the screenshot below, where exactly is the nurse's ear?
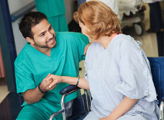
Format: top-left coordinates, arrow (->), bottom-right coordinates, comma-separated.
26,37 -> 34,45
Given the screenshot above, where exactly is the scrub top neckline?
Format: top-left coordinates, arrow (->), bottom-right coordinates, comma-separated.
27,43 -> 54,60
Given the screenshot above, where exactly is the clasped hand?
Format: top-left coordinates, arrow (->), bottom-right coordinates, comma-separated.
39,73 -> 62,92
45,74 -> 63,89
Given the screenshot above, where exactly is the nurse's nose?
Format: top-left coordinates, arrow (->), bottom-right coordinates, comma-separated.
47,31 -> 53,39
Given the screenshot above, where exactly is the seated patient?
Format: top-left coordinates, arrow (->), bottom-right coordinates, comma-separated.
47,1 -> 159,120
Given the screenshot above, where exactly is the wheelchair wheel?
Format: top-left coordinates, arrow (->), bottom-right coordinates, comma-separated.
133,23 -> 144,36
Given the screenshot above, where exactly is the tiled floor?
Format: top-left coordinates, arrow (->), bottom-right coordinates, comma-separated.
0,2 -> 163,120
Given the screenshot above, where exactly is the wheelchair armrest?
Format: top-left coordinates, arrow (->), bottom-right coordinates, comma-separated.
49,109 -> 64,120
159,97 -> 164,120
60,85 -> 80,95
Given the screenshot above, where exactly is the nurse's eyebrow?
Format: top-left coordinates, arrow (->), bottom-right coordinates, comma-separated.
38,31 -> 46,36
38,25 -> 51,37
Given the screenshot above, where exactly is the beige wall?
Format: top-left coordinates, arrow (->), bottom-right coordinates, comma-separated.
64,0 -> 76,24
8,0 -> 34,14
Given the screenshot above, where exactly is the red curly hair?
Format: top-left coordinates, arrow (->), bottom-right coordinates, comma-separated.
74,0 -> 122,40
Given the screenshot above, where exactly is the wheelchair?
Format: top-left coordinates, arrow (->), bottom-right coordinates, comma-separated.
148,57 -> 164,120
49,57 -> 164,120
49,85 -> 91,120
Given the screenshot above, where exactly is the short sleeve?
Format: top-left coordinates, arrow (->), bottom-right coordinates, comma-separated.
59,32 -> 89,61
73,33 -> 89,61
115,39 -> 157,101
15,63 -> 35,94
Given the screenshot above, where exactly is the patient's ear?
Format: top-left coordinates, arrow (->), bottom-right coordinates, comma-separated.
26,37 -> 34,44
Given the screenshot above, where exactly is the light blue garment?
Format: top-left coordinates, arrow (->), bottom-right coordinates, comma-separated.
84,34 -> 159,120
84,111 -> 99,120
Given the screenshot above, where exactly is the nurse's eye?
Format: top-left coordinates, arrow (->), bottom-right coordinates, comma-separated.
48,26 -> 52,30
39,32 -> 45,37
40,33 -> 45,36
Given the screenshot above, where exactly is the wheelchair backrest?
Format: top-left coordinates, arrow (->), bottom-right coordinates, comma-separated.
148,57 -> 164,104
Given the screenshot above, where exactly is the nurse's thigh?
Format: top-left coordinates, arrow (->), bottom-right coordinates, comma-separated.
84,111 -> 99,120
16,105 -> 51,120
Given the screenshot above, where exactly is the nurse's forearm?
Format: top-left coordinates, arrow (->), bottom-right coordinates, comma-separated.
22,87 -> 45,104
107,96 -> 138,120
22,74 -> 54,104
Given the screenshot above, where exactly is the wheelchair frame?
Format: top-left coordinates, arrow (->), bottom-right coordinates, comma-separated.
160,99 -> 164,120
49,85 -> 91,120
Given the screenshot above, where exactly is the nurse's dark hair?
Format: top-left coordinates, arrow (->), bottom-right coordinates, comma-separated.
19,11 -> 47,39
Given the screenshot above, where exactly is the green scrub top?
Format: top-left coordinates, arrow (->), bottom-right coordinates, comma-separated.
34,0 -> 66,17
15,32 -> 89,119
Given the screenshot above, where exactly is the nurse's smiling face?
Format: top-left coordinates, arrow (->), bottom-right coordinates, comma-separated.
29,19 -> 56,50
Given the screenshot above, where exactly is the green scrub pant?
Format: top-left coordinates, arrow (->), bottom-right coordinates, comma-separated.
16,103 -> 62,120
48,15 -> 69,32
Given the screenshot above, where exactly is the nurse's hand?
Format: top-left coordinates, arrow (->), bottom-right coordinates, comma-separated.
40,73 -> 56,92
46,75 -> 63,89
